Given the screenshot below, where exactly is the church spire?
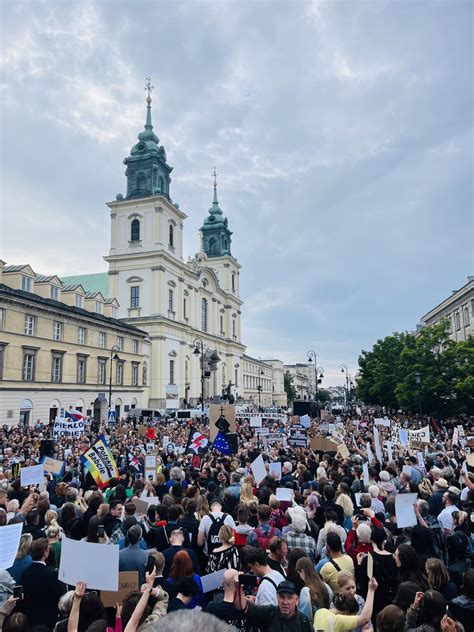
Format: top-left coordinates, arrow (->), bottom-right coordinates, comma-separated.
121,77 -> 173,201
200,167 -> 232,258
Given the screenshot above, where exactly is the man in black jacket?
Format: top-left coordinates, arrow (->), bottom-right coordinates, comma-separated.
21,538 -> 64,628
314,484 -> 344,527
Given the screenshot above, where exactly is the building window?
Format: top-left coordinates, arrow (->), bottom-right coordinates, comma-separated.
51,286 -> 59,301
183,298 -> 187,320
24,315 -> 35,336
130,286 -> 140,309
0,308 -> 4,331
132,362 -> 139,386
232,319 -> 236,338
235,368 -> 238,388
98,359 -> 107,385
22,276 -> 31,292
463,307 -> 470,327
23,352 -> 35,381
232,273 -> 235,292
455,312 -> 461,330
51,355 -> 63,383
201,298 -> 208,332
99,332 -> 106,348
142,362 -> 147,386
117,336 -> 124,351
169,224 -> 174,247
169,359 -> 175,384
75,294 -> 83,308
52,322 -> 62,341
116,361 -> 124,385
131,218 -> 140,242
95,301 -> 103,314
220,315 -> 224,335
78,327 -> 87,345
0,344 -> 5,379
168,289 -> 174,312
185,360 -> 189,382
77,357 -> 87,384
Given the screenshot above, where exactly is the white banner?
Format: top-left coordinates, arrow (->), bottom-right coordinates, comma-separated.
408,426 -> 430,444
59,538 -> 119,591
53,416 -> 84,438
236,413 -> 288,421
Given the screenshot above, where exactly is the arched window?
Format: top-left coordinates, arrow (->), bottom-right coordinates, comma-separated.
142,362 -> 147,386
232,273 -> 236,292
209,237 -> 216,254
185,360 -> 189,382
131,219 -> 140,242
169,224 -> 174,247
158,176 -> 165,193
201,298 -> 208,332
224,239 -> 228,251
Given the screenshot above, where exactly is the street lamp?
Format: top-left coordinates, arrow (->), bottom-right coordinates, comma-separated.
307,350 -> 320,417
193,337 -> 206,415
257,369 -> 264,410
108,345 -> 121,414
414,371 -> 422,416
340,364 -> 349,411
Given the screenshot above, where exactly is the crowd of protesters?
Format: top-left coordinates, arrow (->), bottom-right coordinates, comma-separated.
0,410 -> 473,632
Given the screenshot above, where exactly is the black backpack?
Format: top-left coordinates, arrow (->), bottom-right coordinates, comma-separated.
207,513 -> 228,554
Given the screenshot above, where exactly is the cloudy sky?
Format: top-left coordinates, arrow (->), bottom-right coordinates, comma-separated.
1,0 -> 472,385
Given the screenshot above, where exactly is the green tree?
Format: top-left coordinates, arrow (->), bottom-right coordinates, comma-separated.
316,388 -> 332,404
284,370 -> 298,404
357,332 -> 413,411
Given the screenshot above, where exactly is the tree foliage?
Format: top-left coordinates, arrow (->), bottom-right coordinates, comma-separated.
284,370 -> 298,404
357,321 -> 474,417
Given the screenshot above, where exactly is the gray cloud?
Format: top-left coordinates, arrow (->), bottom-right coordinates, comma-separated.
1,0 -> 472,385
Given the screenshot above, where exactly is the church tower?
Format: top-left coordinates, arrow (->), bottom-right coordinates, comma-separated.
200,169 -> 232,258
123,78 -> 172,200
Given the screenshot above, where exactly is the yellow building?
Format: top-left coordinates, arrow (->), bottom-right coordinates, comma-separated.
242,354 -> 273,408
0,261 -> 150,426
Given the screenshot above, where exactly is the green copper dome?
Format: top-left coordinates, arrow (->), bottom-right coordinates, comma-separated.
122,87 -> 173,200
201,172 -> 232,257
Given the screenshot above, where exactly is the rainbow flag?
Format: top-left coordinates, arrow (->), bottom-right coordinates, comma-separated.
80,435 -> 118,488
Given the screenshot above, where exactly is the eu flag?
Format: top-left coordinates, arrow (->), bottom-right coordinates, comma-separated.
211,431 -> 231,455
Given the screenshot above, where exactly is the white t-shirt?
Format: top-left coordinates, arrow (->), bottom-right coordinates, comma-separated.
437,505 -> 458,534
256,569 -> 285,606
198,511 -> 236,555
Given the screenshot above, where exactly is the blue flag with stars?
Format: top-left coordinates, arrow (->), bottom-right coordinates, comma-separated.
211,431 -> 231,455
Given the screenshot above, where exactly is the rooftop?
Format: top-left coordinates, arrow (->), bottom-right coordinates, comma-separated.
60,272 -> 109,297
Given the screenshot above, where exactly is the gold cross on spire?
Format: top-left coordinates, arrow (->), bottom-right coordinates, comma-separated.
144,77 -> 154,103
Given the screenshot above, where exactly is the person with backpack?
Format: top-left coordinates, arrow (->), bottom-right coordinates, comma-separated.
246,546 -> 286,606
197,498 -> 236,557
247,504 -> 282,550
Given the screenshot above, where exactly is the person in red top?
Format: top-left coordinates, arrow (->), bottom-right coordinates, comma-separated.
345,517 -> 375,565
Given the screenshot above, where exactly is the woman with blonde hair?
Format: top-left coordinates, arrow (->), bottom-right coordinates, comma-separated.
44,509 -> 59,529
426,558 -> 457,600
46,523 -> 62,569
195,494 -> 209,520
205,524 -> 239,573
7,533 -> 32,583
335,486 -> 354,531
240,481 -> 258,506
296,556 -> 332,619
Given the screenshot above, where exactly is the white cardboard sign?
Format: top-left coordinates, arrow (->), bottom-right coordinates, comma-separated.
0,523 -> 23,570
395,493 -> 418,529
59,537 -> 119,591
20,464 -> 44,488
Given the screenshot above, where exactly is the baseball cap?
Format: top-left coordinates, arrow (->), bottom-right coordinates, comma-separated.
277,580 -> 298,595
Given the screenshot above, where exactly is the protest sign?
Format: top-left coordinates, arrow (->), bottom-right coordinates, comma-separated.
395,493 -> 418,528
300,414 -> 311,428
59,538 -> 119,591
134,499 -> 154,515
337,444 -> 350,459
21,464 -> 44,488
310,436 -> 338,452
251,454 -> 267,485
288,426 -> 308,448
210,404 -> 236,442
201,569 -> 226,593
101,572 -> 139,607
250,417 -> 262,428
276,488 -> 293,502
320,409 -> 329,420
399,429 -> 409,447
366,442 -> 375,464
269,462 -> 282,480
362,463 -> 370,487
80,436 -> 119,489
0,523 -> 22,569
53,416 -> 84,439
466,453 -> 474,468
408,426 -> 430,444
373,428 -> 383,464
42,456 -> 65,477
